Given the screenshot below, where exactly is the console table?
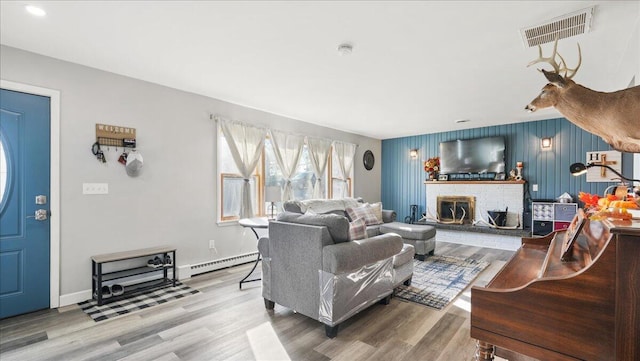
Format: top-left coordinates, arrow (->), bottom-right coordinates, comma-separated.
91,246 -> 176,305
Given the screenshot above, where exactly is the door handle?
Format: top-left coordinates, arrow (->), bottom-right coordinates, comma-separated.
26,209 -> 48,221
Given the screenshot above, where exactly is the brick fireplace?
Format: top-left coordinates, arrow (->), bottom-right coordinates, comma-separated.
425,181 -> 525,250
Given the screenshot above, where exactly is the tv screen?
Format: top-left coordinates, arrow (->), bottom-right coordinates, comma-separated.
439,136 -> 506,174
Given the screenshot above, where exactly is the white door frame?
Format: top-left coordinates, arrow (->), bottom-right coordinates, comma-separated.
1,79 -> 61,308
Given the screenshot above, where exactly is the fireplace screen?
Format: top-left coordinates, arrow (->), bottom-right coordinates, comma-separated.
437,196 -> 475,224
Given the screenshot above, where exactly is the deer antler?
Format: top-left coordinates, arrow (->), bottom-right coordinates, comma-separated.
527,37 -> 561,73
555,43 -> 581,79
438,207 -> 466,225
527,36 -> 581,79
474,211 -> 521,230
423,207 -> 466,224
424,208 -> 440,223
457,207 -> 466,224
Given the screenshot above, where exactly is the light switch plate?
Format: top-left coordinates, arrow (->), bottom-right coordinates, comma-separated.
83,183 -> 109,195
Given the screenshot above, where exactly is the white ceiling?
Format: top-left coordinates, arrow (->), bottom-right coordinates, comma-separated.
1,1 -> 638,139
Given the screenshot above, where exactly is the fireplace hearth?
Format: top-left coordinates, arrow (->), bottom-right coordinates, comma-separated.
437,196 -> 475,224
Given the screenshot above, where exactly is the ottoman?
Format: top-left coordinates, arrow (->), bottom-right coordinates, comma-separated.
379,222 -> 436,261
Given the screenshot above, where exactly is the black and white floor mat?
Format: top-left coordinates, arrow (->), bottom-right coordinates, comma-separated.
78,282 -> 199,322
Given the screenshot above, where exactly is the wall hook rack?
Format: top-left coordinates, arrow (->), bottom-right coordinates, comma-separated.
95,123 -> 137,149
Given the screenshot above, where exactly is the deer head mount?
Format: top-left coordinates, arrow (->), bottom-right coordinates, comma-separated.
525,38 -> 640,153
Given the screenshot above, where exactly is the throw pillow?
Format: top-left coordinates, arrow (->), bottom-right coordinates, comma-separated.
277,211 -> 350,243
348,218 -> 368,241
368,202 -> 384,224
346,205 -> 381,226
282,200 -> 303,213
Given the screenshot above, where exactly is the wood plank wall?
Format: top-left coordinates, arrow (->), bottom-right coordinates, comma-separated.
381,117 -> 634,222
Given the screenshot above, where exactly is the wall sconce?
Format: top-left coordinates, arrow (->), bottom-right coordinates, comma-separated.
541,137 -> 552,149
409,149 -> 419,159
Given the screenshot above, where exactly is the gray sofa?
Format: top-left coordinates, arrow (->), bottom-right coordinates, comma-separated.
280,198 -> 398,236
257,198 -> 414,338
281,198 -> 436,259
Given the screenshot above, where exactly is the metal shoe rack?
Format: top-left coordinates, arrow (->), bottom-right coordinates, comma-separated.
91,246 -> 176,305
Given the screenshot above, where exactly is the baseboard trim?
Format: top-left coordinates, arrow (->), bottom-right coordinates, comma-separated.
60,290 -> 92,307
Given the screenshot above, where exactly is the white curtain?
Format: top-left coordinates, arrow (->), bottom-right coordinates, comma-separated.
307,137 -> 332,199
220,119 -> 267,218
333,141 -> 357,198
269,129 -> 305,202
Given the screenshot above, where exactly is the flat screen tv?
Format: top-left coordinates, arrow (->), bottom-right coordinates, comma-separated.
439,136 -> 506,174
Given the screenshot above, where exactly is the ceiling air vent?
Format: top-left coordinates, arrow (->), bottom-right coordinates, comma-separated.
520,6 -> 595,47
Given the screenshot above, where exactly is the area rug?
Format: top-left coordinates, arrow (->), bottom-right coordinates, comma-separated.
78,282 -> 199,322
395,255 -> 489,310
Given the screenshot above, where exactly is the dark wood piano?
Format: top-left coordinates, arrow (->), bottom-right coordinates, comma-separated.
471,215 -> 640,361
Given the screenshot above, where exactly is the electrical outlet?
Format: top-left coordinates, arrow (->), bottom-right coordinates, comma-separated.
532,184 -> 539,192
83,183 -> 109,195
209,240 -> 216,249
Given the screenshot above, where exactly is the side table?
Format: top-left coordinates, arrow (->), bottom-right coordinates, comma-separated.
238,217 -> 269,289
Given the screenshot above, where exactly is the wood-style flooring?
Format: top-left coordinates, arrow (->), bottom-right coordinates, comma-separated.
0,241 -> 516,361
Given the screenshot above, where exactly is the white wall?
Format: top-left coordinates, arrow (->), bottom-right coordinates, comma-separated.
0,45 -> 382,301
610,7 -> 640,89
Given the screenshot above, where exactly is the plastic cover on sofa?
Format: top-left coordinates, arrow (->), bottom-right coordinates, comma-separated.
318,258 -> 393,326
261,256 -> 272,300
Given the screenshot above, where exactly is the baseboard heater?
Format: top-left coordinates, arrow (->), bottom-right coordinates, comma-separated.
183,252 -> 259,278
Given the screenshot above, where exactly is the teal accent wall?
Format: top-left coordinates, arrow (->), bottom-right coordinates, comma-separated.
381,117 -> 634,222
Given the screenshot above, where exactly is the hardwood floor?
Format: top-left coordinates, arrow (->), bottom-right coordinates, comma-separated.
0,242 -> 515,361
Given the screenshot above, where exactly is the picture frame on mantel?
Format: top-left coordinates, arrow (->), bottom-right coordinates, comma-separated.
438,174 -> 449,181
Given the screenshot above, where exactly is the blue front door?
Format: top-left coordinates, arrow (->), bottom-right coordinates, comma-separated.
0,89 -> 51,319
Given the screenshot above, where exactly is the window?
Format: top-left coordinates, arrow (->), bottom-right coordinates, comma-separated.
264,139 -> 318,202
218,124 -> 352,222
329,153 -> 353,199
328,144 -> 354,199
218,132 -> 261,221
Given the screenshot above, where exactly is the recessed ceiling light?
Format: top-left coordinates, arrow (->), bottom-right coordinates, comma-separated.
337,43 -> 353,56
25,5 -> 46,17
455,119 -> 471,124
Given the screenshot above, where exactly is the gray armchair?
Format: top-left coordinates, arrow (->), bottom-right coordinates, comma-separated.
258,217 -> 408,338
